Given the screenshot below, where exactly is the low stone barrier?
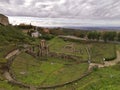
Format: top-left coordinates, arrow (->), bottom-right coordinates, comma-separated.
5,49 -> 20,60
8,80 -> 30,89
26,50 -> 88,63
25,50 -> 37,58
3,49 -> 32,89
3,49 -> 92,90
49,52 -> 88,63
37,70 -> 92,89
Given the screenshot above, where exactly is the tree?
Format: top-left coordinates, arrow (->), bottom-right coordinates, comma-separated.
117,32 -> 120,41
108,32 -> 117,41
102,31 -> 117,42
87,31 -> 101,40
40,34 -> 54,40
87,32 -> 93,40
74,31 -> 86,38
95,32 -> 101,41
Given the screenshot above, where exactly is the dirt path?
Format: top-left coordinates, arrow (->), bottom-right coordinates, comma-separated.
89,51 -> 120,69
58,35 -> 87,41
4,71 -> 14,81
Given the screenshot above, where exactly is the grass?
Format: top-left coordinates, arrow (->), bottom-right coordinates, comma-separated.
76,63 -> 120,90
0,44 -> 16,74
0,45 -> 28,90
0,81 -> 29,90
0,26 -> 30,44
116,44 -> 120,51
42,63 -> 88,86
55,63 -> 120,90
11,53 -> 88,86
0,44 -> 16,58
90,43 -> 116,63
49,37 -> 89,60
0,36 -> 118,89
48,37 -> 116,63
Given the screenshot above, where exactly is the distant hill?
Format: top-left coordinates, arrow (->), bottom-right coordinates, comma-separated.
0,14 -> 9,26
60,26 -> 120,31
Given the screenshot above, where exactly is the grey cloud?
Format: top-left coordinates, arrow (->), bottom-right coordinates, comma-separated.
0,0 -> 120,19
0,0 -> 10,3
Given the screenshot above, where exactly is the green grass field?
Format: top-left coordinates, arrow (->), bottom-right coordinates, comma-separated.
77,63 -> 120,90
0,45 -> 28,90
48,37 -> 116,63
90,43 -> 116,63
48,37 -> 89,60
0,36 -> 118,90
0,81 -> 29,90
11,53 -> 88,86
55,63 -> 120,90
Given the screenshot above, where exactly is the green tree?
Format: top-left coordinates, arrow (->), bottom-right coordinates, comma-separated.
117,32 -> 120,41
87,31 -> 101,40
102,31 -> 117,42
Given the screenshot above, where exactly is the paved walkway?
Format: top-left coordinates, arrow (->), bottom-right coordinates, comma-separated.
89,51 -> 120,69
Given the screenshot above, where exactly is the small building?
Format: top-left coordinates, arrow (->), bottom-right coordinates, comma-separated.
31,31 -> 42,38
0,14 -> 9,26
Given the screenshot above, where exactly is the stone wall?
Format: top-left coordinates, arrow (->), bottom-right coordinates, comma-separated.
49,52 -> 88,63
3,49 -> 92,90
5,49 -> 20,60
37,71 -> 92,89
26,49 -> 88,63
0,14 -> 9,26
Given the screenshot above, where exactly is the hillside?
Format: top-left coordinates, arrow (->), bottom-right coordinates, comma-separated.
0,25 -> 120,90
0,25 -> 32,45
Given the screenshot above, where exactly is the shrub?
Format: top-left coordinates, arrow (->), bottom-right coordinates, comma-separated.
92,65 -> 99,71
40,34 -> 54,40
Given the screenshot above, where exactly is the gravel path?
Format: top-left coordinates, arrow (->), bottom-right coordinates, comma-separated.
89,51 -> 120,69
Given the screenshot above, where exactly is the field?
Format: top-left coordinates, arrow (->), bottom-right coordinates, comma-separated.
55,63 -> 120,90
0,45 -> 28,90
90,43 -> 116,63
49,37 -> 116,63
0,36 -> 119,90
48,37 -> 89,60
0,81 -> 29,90
11,52 -> 88,86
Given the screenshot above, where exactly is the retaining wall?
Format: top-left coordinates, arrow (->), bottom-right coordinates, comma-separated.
26,50 -> 88,63
3,49 -> 92,90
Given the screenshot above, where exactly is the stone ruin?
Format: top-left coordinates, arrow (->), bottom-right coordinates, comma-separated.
37,39 -> 49,57
28,40 -> 49,57
0,14 -> 9,26
26,39 -> 88,63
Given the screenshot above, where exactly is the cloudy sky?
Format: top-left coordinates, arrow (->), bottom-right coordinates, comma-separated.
1,0 -> 120,26
0,0 -> 120,19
